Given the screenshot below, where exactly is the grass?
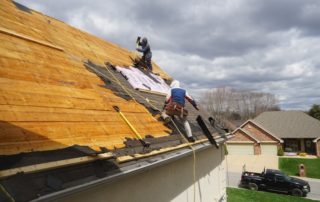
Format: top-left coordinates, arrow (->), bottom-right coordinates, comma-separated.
279,157 -> 320,179
227,187 -> 318,202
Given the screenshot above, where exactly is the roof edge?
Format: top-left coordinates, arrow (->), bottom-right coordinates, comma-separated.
313,137 -> 320,143
231,127 -> 260,143
240,120 -> 283,143
32,141 -> 217,202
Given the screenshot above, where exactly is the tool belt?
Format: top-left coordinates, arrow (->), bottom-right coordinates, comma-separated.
165,102 -> 188,118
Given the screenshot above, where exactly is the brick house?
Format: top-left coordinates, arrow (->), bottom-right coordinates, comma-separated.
227,120 -> 283,155
227,111 -> 320,156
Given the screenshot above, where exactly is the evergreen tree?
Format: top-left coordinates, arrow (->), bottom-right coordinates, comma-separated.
308,104 -> 320,120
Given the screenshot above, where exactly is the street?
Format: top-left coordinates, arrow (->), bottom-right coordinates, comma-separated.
227,171 -> 320,201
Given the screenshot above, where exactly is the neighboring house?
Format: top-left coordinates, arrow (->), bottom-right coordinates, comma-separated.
0,1 -> 232,202
227,119 -> 282,155
255,111 -> 320,156
227,111 -> 320,156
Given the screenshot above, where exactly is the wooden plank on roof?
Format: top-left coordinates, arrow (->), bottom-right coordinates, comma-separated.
0,27 -> 64,51
116,139 -> 208,163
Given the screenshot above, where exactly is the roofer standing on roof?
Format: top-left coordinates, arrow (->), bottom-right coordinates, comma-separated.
163,80 -> 199,142
136,37 -> 152,72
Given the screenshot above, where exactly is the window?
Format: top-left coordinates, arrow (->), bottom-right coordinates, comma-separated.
275,175 -> 285,182
284,139 -> 299,152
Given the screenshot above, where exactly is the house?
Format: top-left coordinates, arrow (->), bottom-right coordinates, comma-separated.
227,118 -> 283,155
0,1 -> 232,202
227,111 -> 320,156
255,111 -> 320,156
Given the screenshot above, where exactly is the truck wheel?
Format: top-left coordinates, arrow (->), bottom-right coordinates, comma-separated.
248,183 -> 258,191
291,188 -> 303,197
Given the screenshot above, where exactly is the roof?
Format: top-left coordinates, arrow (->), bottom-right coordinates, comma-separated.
254,111 -> 320,139
229,119 -> 283,143
0,0 -> 172,156
0,1 -> 233,201
241,120 -> 283,143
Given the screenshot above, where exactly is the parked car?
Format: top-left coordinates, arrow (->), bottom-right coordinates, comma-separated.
240,168 -> 310,197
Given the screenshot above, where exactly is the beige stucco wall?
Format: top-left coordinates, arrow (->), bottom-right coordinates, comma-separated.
55,147 -> 226,202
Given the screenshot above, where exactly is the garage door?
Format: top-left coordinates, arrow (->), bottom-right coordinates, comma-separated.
261,144 -> 278,155
227,144 -> 254,155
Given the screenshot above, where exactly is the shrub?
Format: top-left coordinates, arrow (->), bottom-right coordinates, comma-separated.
299,152 -> 307,157
277,146 -> 284,156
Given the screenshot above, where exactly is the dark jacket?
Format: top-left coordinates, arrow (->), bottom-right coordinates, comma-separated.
137,41 -> 152,60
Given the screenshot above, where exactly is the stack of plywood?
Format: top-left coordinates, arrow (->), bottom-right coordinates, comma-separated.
0,0 -> 171,155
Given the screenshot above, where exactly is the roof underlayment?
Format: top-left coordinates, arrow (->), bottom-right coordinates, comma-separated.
0,1 -> 233,201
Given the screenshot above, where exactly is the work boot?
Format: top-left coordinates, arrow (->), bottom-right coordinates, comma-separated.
187,136 -> 195,143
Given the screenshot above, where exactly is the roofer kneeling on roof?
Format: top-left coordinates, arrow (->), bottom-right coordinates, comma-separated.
136,36 -> 153,72
163,80 -> 199,142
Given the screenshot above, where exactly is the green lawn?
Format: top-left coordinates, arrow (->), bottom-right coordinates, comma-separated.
227,188 -> 318,202
279,157 -> 320,179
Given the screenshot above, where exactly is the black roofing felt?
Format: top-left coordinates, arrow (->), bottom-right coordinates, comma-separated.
84,61 -> 222,137
0,60 -> 228,202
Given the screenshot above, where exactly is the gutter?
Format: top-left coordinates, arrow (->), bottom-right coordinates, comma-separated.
32,141 -> 217,202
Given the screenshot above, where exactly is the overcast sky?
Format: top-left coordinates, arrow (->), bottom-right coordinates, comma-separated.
16,0 -> 320,110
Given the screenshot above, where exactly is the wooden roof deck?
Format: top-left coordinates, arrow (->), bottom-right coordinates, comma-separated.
0,0 -> 172,155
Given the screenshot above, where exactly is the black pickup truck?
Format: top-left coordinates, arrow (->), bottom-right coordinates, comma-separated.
240,169 -> 310,197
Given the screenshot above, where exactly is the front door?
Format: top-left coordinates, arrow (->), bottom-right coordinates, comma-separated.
305,139 -> 316,154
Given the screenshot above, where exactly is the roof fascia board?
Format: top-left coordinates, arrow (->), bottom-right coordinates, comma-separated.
239,120 -> 283,143
240,128 -> 260,143
260,141 -> 278,143
313,137 -> 320,143
227,141 -> 254,144
232,128 -> 260,143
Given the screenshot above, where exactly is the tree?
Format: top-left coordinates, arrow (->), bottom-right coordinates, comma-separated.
200,87 -> 280,126
308,104 -> 320,120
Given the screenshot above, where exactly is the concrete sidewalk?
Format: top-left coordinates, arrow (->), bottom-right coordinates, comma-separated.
226,155 -> 278,173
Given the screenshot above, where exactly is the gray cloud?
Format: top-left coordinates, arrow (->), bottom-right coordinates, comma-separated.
15,0 -> 320,110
